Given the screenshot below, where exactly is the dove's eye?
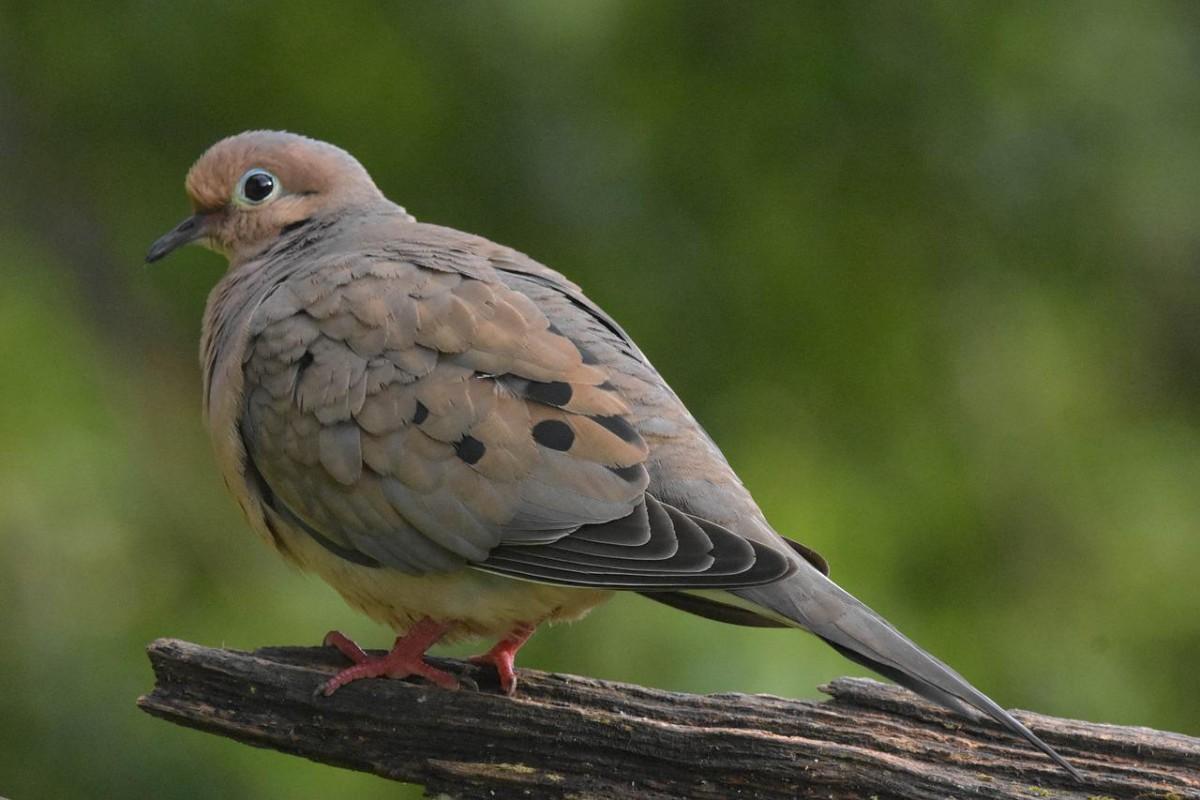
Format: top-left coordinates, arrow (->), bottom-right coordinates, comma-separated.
236,169 -> 280,205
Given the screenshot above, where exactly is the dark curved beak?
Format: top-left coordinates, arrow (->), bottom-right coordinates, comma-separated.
145,213 -> 208,263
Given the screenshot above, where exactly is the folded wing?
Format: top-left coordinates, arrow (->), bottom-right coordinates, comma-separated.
239,251 -> 791,589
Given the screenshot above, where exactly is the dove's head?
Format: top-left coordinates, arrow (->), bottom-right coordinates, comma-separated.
147,130 -> 386,264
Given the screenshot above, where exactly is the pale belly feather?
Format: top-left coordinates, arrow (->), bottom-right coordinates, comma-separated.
277,520 -> 614,642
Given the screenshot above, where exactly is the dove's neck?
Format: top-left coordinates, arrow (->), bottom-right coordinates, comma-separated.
237,198 -> 410,259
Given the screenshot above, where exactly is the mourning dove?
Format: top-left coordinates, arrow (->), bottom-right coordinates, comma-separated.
148,131 -> 1081,780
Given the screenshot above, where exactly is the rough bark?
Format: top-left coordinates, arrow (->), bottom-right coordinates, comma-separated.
138,638 -> 1198,799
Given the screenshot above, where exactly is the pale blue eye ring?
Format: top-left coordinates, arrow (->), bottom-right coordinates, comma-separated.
237,169 -> 280,205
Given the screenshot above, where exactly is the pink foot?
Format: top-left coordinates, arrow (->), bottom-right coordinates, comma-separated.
469,622 -> 536,695
318,618 -> 457,696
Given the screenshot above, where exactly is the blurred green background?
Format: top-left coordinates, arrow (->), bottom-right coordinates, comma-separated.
2,1 -> 1198,797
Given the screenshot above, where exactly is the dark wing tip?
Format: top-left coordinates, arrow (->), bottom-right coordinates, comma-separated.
479,495 -> 796,589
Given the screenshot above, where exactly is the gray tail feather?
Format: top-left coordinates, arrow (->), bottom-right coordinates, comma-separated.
733,573 -> 1084,782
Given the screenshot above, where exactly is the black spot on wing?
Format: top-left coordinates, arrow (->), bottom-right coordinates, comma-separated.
591,414 -> 639,443
523,380 -> 573,407
412,400 -> 429,424
455,435 -> 486,465
532,419 -> 574,451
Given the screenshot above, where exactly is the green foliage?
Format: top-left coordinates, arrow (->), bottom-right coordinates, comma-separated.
1,2 -> 1197,797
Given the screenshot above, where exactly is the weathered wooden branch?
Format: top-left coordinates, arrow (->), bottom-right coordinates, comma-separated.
138,638 -> 1198,799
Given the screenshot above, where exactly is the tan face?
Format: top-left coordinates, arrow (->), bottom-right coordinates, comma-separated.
146,130 -> 383,265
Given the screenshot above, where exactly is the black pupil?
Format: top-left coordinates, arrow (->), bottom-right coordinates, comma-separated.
244,172 -> 274,202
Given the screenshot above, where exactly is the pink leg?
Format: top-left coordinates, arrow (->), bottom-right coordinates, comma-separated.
469,622 -> 537,695
319,618 -> 457,696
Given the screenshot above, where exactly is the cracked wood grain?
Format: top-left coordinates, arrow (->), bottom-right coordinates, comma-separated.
138,638 -> 1199,799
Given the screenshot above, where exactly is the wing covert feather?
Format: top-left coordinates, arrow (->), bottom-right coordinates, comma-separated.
238,242 -> 798,591
242,256 -> 650,574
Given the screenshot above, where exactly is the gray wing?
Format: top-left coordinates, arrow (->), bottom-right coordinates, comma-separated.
483,494 -> 791,587
240,243 -> 792,588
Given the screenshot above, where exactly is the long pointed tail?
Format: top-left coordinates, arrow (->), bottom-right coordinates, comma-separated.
732,570 -> 1083,781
